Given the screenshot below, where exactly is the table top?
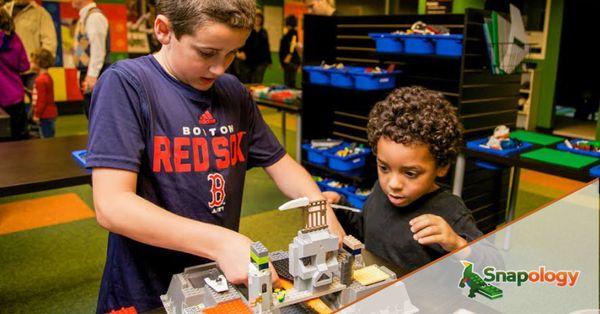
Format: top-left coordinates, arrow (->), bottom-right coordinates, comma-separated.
465,133 -> 599,182
345,180 -> 598,313
0,135 -> 91,197
254,97 -> 302,114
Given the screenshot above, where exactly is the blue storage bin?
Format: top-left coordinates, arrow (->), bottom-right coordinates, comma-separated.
330,67 -> 359,89
399,34 -> 435,55
325,145 -> 371,171
589,165 -> 600,177
434,34 -> 463,57
351,69 -> 400,91
369,33 -> 403,53
466,138 -> 534,157
345,191 -> 369,209
556,141 -> 600,158
303,66 -> 330,85
71,150 -> 91,173
302,143 -> 341,164
318,179 -> 356,195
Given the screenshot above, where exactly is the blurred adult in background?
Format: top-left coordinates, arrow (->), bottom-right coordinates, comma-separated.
0,8 -> 30,140
3,0 -> 57,89
279,15 -> 300,88
72,0 -> 109,119
237,12 -> 271,84
305,0 -> 337,16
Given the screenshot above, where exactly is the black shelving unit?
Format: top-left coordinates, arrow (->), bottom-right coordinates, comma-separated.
302,9 -> 520,233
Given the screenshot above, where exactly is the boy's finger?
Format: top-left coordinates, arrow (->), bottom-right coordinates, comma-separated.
409,218 -> 433,233
409,214 -> 432,226
417,234 -> 442,245
412,225 -> 438,240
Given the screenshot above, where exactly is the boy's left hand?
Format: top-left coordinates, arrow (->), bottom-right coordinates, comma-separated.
409,214 -> 467,252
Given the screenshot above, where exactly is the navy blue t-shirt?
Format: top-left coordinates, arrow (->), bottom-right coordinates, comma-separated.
87,55 -> 285,313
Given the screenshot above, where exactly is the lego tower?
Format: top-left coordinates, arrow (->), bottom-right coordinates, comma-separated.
248,242 -> 272,313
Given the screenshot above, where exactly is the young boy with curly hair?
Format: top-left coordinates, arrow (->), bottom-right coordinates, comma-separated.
325,86 -> 483,270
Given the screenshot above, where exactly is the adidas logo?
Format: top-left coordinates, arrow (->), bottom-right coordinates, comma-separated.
199,111 -> 217,125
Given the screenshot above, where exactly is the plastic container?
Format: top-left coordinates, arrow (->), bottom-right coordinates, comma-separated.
466,138 -> 534,157
434,34 -> 464,57
71,150 -> 91,173
589,165 -> 600,177
325,145 -> 372,171
317,178 -> 356,195
345,190 -> 369,209
303,66 -> 330,86
302,143 -> 341,164
399,34 -> 435,55
351,69 -> 400,90
369,33 -> 403,53
330,67 -> 359,89
556,140 -> 600,158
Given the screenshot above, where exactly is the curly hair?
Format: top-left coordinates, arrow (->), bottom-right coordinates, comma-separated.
367,86 -> 464,167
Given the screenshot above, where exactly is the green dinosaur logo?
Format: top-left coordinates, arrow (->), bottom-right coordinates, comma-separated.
459,261 -> 503,300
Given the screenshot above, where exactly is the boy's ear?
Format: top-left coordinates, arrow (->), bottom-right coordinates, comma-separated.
436,164 -> 450,177
154,14 -> 172,45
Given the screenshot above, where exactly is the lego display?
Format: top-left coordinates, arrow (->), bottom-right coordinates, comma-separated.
160,197 -> 413,314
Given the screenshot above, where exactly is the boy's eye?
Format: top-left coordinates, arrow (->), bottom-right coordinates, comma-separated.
405,171 -> 418,178
378,164 -> 389,173
198,50 -> 217,59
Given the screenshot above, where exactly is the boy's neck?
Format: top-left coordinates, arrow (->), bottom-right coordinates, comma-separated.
39,68 -> 48,73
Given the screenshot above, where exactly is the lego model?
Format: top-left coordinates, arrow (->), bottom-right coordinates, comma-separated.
480,125 -> 521,151
161,197 -> 416,313
459,261 -> 503,300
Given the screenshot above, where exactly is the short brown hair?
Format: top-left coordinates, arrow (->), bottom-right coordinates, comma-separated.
367,86 -> 464,167
0,8 -> 15,34
157,0 -> 255,39
31,48 -> 55,69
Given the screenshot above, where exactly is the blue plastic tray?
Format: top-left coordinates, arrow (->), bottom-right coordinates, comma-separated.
303,66 -> 330,85
434,34 -> 463,57
398,34 -> 435,54
369,33 -> 403,53
466,138 -> 534,157
324,145 -> 372,171
345,191 -> 369,209
330,66 -> 362,89
71,149 -> 91,173
351,69 -> 400,91
302,143 -> 342,164
556,141 -> 600,158
317,178 -> 356,195
589,165 -> 600,177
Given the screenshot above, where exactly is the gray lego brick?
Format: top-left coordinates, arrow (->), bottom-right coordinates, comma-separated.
251,241 -> 269,257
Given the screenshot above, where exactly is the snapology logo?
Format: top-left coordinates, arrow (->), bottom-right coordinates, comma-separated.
458,261 -> 581,300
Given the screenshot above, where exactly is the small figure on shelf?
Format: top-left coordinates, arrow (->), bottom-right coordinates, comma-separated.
481,125 -> 520,150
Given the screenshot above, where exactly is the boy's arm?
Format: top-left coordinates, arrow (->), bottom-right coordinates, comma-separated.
409,213 -> 468,252
92,167 -> 277,284
264,154 -> 346,241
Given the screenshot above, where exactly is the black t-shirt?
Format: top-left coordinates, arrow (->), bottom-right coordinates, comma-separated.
87,55 -> 285,313
336,181 -> 484,271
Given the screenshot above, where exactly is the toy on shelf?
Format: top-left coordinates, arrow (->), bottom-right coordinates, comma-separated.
310,138 -> 343,149
480,125 -> 521,150
558,139 -> 600,158
334,143 -> 368,158
392,21 -> 450,35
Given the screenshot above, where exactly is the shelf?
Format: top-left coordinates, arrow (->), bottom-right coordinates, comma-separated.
302,160 -> 375,185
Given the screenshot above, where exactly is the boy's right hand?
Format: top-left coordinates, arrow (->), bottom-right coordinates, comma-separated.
322,191 -> 341,204
213,230 -> 279,286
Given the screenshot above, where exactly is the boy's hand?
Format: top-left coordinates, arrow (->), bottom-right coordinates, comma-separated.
82,75 -> 97,94
32,116 -> 40,124
214,231 -> 279,285
322,191 -> 341,204
409,214 -> 467,252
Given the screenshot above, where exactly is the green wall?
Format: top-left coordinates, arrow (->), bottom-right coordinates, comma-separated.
529,0 -> 564,130
418,0 -> 485,14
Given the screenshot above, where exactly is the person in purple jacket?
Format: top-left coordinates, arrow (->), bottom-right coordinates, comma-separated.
0,8 -> 29,140
86,0 -> 346,312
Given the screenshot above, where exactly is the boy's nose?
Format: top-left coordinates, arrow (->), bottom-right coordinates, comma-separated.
210,64 -> 225,77
388,175 -> 403,192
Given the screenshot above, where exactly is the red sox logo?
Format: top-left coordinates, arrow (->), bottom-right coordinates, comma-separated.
207,173 -> 226,209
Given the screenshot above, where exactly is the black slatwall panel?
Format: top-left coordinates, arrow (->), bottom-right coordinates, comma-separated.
302,10 -> 517,233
